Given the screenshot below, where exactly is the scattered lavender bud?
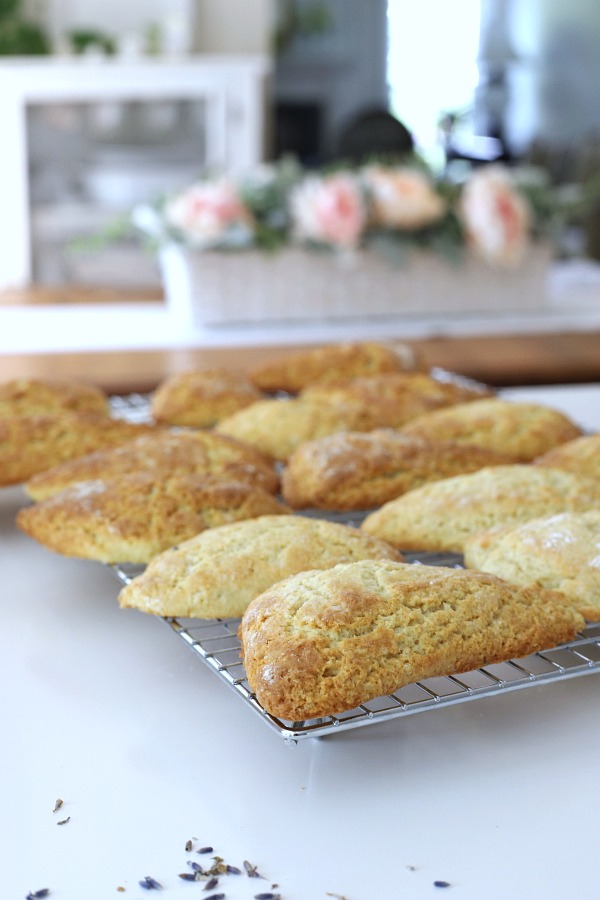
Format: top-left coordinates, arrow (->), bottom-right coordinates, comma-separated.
226,865 -> 242,875
187,861 -> 204,873
56,817 -> 70,826
178,873 -> 198,882
52,799 -> 63,813
254,893 -> 281,900
244,860 -> 264,878
26,891 -> 50,899
434,881 -> 451,888
204,877 -> 219,891
139,876 -> 162,890
204,895 -> 225,900
197,846 -> 214,854
185,840 -> 193,852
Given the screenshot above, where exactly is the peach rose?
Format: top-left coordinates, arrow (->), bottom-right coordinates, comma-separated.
460,165 -> 532,267
362,165 -> 446,230
289,172 -> 367,249
164,178 -> 253,248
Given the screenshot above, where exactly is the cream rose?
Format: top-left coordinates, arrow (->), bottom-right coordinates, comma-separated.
362,165 -> 446,230
460,165 -> 532,267
164,178 -> 253,248
289,172 -> 367,249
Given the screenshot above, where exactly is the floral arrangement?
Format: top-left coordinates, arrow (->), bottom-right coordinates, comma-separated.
129,155 -> 581,270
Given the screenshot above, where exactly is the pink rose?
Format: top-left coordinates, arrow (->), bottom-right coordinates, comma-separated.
164,178 -> 253,248
460,165 -> 532,267
290,173 -> 367,249
363,165 -> 446,230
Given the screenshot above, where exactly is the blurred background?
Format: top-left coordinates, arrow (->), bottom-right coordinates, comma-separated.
2,0 -> 600,291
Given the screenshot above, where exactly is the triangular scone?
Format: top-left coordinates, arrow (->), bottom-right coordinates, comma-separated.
0,412 -> 159,486
0,376 -> 109,417
25,429 -> 279,501
150,367 -> 264,427
249,340 -> 419,393
464,511 -> 600,621
400,398 -> 582,460
239,559 -> 584,720
361,465 -> 600,552
534,432 -> 600,479
17,474 -> 290,563
282,430 -> 513,511
118,514 -> 402,618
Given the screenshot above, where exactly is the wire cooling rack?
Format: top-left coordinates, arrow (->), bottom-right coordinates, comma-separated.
108,393 -> 600,745
111,554 -> 600,746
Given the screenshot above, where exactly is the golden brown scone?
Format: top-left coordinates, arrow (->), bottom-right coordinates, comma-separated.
534,432 -> 600,479
215,395 -> 385,461
463,511 -> 600,621
249,340 -> 419,393
25,429 -> 279,501
400,398 -> 583,461
0,377 -> 109,417
281,430 -> 515,510
150,368 -> 264,427
0,412 -> 159,486
301,370 -> 494,429
361,465 -> 600,552
239,558 -> 584,720
17,473 -> 290,564
118,514 -> 403,618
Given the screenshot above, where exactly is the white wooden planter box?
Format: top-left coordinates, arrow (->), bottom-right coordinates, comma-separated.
159,242 -> 552,327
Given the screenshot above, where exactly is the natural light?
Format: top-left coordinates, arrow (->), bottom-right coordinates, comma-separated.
387,0 -> 481,166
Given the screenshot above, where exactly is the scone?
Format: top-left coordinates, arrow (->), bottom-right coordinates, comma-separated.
281,430 -> 514,510
361,465 -> 600,552
534,433 -> 600,479
25,429 -> 279,501
464,511 -> 600,621
0,412 -> 159,486
249,340 -> 419,393
400,398 -> 583,461
150,368 -> 264,427
17,473 -> 290,563
0,376 -> 109,417
301,370 -> 494,429
215,395 -> 385,461
239,558 -> 584,720
118,514 -> 403,618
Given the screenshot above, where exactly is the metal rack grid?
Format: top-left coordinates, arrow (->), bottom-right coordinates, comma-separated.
112,556 -> 600,746
109,393 -> 600,745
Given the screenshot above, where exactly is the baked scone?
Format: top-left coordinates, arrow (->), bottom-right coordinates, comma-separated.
361,465 -> 600,552
534,433 -> 600,479
0,376 -> 109,417
249,340 -> 419,393
281,430 -> 514,510
399,398 -> 583,461
17,473 -> 290,563
301,370 -> 494,429
25,429 -> 279,501
150,368 -> 264,427
215,395 -> 384,461
463,511 -> 600,621
118,514 -> 403,618
239,558 -> 584,720
0,412 -> 159,486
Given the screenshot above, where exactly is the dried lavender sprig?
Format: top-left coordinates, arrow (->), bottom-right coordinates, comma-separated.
139,875 -> 162,890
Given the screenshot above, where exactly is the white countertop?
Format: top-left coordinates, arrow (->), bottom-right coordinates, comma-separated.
5,383 -> 600,900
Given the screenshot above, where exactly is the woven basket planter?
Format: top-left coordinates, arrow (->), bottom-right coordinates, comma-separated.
159,242 -> 552,327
